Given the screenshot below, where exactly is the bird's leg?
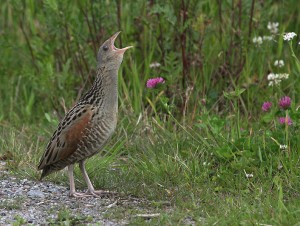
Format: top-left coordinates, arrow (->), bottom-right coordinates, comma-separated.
79,160 -> 113,197
68,164 -> 92,197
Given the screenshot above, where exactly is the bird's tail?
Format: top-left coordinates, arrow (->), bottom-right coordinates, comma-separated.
39,166 -> 53,181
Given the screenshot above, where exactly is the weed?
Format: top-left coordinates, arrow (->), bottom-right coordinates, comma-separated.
47,207 -> 93,225
0,197 -> 24,211
12,215 -> 26,226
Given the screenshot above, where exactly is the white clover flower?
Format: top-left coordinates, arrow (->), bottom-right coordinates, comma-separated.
274,60 -> 284,68
267,72 -> 289,86
278,73 -> 289,79
149,62 -> 161,68
283,32 -> 297,41
267,73 -> 275,80
279,60 -> 284,67
267,22 -> 279,34
203,162 -> 211,166
246,173 -> 254,178
244,170 -> 254,178
274,79 -> 281,85
280,144 -> 287,150
253,36 -> 263,45
263,35 -> 273,41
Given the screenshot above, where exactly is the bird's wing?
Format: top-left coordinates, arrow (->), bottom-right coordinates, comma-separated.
38,104 -> 95,170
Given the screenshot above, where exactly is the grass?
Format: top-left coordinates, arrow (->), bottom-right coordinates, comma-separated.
0,197 -> 24,211
47,208 -> 94,225
1,0 -> 300,225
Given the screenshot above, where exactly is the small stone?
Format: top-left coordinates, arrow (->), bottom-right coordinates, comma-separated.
21,179 -> 28,184
27,189 -> 45,199
47,187 -> 58,193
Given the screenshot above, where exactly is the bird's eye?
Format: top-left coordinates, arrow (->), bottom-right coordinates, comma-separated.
103,45 -> 109,51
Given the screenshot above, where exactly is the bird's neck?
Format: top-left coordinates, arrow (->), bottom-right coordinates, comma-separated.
101,67 -> 118,111
81,66 -> 118,112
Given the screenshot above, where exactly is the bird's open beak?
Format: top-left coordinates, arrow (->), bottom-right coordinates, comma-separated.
110,31 -> 133,54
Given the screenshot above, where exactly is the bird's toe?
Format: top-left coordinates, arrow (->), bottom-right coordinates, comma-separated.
69,191 -> 93,198
86,189 -> 116,197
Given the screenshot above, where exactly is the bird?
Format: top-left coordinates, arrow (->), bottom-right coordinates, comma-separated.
37,32 -> 132,197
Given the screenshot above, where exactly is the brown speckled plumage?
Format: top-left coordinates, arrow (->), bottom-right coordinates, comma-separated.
38,32 -> 132,197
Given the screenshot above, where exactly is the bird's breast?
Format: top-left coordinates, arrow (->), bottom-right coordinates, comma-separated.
83,110 -> 117,150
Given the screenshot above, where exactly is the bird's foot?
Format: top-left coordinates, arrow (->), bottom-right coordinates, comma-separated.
85,189 -> 117,197
69,191 -> 93,198
69,189 -> 117,198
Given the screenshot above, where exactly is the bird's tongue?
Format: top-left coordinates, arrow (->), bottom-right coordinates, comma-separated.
110,31 -> 133,54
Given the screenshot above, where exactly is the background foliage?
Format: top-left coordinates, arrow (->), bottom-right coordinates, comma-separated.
1,0 -> 300,224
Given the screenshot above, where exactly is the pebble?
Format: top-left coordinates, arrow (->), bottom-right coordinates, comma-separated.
27,189 -> 45,199
0,171 -> 144,225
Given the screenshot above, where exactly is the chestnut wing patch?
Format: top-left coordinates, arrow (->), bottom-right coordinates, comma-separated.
38,105 -> 94,170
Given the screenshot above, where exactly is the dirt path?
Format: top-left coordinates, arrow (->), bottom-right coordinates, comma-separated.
0,163 -> 154,225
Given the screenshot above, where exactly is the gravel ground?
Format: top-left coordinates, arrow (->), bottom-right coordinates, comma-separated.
0,163 -> 151,225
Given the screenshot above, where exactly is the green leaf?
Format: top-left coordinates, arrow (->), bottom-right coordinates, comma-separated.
215,147 -> 234,159
44,113 -> 51,122
223,88 -> 246,100
261,112 -> 274,123
44,0 -> 58,12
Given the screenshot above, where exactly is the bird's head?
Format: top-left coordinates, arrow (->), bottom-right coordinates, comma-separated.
97,31 -> 132,70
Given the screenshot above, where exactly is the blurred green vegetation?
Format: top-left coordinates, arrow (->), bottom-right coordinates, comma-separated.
1,0 -> 300,224
1,0 -> 299,125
